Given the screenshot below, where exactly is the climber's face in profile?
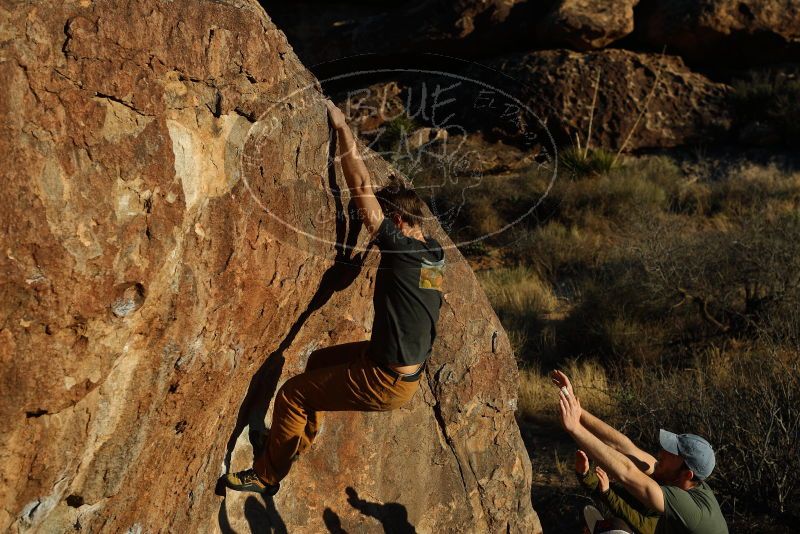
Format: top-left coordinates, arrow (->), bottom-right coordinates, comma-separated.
374,183 -> 427,242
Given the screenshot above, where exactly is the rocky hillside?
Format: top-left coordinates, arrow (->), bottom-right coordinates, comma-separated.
0,1 -> 539,532
266,0 -> 800,67
266,0 -> 799,152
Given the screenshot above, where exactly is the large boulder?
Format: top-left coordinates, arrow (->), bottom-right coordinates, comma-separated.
538,0 -> 640,51
0,1 -> 540,532
633,0 -> 800,65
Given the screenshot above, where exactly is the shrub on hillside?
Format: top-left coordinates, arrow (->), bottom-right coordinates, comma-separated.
559,147 -> 617,178
558,213 -> 800,366
614,348 -> 800,518
708,163 -> 800,218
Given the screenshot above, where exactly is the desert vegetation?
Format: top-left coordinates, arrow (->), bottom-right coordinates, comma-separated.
470,151 -> 800,533
330,44 -> 800,532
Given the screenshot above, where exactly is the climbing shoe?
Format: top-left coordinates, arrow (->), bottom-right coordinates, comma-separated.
221,468 -> 279,496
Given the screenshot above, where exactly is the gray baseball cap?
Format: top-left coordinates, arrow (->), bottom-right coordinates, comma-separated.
659,429 -> 716,480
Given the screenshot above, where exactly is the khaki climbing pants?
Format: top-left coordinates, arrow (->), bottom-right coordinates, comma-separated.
254,340 -> 421,485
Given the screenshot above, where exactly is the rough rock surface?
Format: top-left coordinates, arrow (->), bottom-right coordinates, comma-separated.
633,0 -> 800,65
488,49 -> 732,150
373,48 -> 731,151
0,1 -> 540,533
538,0 -> 640,50
264,0 -> 771,153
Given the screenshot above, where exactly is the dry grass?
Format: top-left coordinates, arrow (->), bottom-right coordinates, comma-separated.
553,166 -> 669,222
522,221 -> 610,282
478,266 -> 558,318
506,155 -> 686,280
710,162 -> 800,218
478,266 -> 560,365
517,359 -> 616,423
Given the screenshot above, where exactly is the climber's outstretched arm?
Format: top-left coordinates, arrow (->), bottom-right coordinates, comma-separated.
325,99 -> 384,235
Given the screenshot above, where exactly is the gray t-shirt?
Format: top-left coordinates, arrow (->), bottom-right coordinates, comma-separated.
655,482 -> 728,534
368,218 -> 444,366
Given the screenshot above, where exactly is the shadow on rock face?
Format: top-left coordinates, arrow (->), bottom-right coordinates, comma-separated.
344,486 -> 416,534
246,496 -> 287,534
222,126 -> 369,471
323,507 -> 348,533
217,127 -> 372,534
217,495 -> 287,534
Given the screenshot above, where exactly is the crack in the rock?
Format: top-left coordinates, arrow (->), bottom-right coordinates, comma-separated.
209,91 -> 222,118
23,378 -> 103,419
218,249 -> 234,275
62,19 -> 73,59
177,72 -> 218,90
53,68 -> 83,90
425,371 -> 474,506
205,27 -> 215,62
94,92 -> 151,117
222,130 -> 367,470
294,138 -> 302,171
232,107 -> 256,122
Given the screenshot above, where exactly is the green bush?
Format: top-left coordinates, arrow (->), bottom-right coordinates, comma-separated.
373,114 -> 419,153
559,147 -> 618,178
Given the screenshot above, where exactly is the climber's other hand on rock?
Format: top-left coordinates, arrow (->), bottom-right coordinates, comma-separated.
325,99 -> 347,129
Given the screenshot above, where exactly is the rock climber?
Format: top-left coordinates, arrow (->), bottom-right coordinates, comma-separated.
221,100 -> 445,495
552,370 -> 728,534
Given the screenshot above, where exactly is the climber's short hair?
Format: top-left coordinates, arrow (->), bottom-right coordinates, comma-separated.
375,180 -> 426,227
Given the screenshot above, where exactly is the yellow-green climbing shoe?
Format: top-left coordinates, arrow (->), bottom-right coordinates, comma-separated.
221,468 -> 279,496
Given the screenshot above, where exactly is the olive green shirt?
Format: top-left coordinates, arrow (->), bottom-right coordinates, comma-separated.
578,471 -> 728,534
657,482 -> 728,534
578,469 -> 659,534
